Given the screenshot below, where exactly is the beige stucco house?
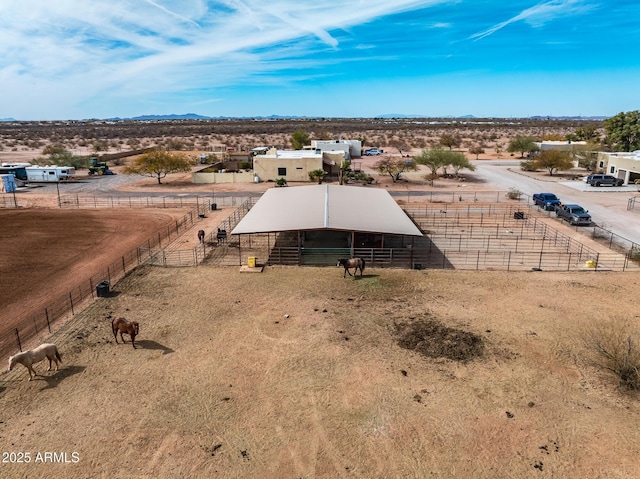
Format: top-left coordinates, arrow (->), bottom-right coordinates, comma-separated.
596,151 -> 640,184
253,148 -> 346,182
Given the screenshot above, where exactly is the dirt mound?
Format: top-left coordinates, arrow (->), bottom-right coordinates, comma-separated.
396,318 -> 484,361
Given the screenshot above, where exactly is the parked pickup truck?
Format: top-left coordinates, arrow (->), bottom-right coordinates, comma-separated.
555,204 -> 592,226
532,193 -> 561,211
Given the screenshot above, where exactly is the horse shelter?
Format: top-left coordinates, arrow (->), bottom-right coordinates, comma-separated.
229,184 -> 424,268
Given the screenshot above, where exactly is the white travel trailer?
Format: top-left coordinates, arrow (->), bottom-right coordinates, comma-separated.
25,165 -> 76,182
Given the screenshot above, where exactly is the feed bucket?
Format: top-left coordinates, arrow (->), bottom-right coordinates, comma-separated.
96,280 -> 110,297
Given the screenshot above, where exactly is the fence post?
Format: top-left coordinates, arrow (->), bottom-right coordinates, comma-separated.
70,292 -> 74,315
15,328 -> 22,352
122,256 -> 126,274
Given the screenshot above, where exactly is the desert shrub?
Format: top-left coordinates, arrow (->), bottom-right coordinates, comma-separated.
585,320 -> 640,390
505,187 -> 523,200
520,160 -> 537,171
275,177 -> 287,187
578,157 -> 597,171
353,172 -> 374,184
308,169 -> 325,183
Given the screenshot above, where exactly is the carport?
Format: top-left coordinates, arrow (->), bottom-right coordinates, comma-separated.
231,184 -> 423,267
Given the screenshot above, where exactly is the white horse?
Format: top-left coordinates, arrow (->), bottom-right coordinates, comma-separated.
8,343 -> 62,381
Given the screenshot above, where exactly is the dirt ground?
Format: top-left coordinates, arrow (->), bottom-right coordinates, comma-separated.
1,266 -> 640,478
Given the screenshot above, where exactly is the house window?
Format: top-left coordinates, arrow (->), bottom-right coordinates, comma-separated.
277,167 -> 286,176
599,161 -> 604,168
610,166 -> 615,174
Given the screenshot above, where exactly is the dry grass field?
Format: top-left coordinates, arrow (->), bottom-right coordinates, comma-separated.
2,264 -> 640,478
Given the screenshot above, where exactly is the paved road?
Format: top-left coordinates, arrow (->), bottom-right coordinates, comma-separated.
473,161 -> 640,245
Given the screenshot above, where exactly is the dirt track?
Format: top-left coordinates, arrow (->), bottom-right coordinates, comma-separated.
0,209 -> 185,337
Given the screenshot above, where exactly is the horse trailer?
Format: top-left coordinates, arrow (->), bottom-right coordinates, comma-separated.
25,165 -> 76,182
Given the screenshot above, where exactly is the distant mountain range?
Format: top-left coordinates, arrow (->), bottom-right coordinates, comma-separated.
127,113 -> 211,120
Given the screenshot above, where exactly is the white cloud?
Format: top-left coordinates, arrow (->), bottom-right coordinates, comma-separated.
0,0 -> 447,118
470,0 -> 596,41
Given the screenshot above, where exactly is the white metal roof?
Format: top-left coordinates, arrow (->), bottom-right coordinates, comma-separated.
231,184 -> 423,236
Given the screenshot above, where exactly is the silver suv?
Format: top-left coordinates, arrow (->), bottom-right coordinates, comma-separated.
588,174 -> 624,187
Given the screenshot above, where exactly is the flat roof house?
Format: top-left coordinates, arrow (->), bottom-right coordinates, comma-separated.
597,151 -> 640,184
253,148 -> 346,183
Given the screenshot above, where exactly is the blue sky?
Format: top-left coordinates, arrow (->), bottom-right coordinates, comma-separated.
1,0 -> 638,120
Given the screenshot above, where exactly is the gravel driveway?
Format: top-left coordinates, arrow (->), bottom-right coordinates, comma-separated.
473,161 -> 640,245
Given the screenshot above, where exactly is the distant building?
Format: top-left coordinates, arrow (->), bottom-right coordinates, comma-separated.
307,139 -> 362,158
534,140 -> 587,152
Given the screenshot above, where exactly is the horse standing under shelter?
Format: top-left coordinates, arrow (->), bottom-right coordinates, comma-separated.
338,257 -> 366,278
8,343 -> 62,381
112,317 -> 140,349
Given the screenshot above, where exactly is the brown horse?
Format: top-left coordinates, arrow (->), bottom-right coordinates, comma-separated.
112,317 -> 140,349
197,229 -> 205,244
338,257 -> 366,278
